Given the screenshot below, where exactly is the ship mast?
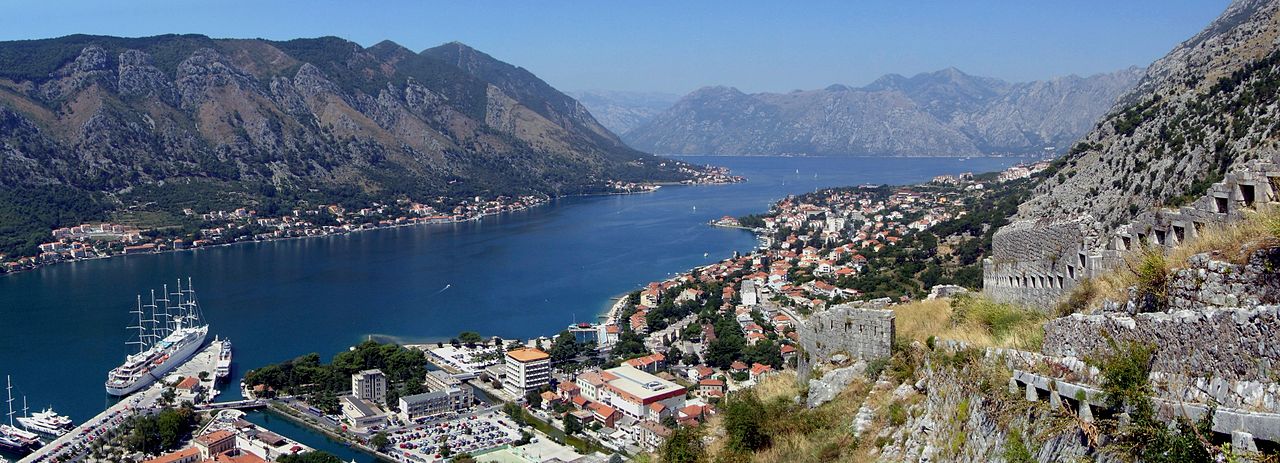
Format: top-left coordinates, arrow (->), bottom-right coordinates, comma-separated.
6,376 -> 13,427
159,284 -> 173,336
184,277 -> 201,323
128,295 -> 148,353
145,289 -> 161,345
175,279 -> 187,327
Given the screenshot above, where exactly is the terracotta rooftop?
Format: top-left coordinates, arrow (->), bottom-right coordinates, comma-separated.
506,348 -> 550,362
143,447 -> 199,463
195,430 -> 234,446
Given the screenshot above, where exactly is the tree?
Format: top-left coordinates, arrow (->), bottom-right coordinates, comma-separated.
458,331 -> 484,345
452,454 -> 477,463
160,387 -> 177,405
127,405 -> 196,454
723,392 -> 770,452
660,426 -> 705,463
525,390 -> 543,409
370,431 -> 390,450
550,330 -> 581,364
563,413 -> 583,435
683,351 -> 700,366
503,402 -> 528,427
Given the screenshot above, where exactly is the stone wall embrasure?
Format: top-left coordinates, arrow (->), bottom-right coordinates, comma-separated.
797,300 -> 895,363
984,156 -> 1280,310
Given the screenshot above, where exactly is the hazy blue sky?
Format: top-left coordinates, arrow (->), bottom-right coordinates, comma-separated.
1,1 -> 1230,94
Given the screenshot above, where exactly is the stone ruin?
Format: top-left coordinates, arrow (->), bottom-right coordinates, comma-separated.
796,299 -> 895,365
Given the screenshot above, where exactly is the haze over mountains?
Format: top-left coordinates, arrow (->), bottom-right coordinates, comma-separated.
566,90 -> 680,135
612,67 -> 1145,157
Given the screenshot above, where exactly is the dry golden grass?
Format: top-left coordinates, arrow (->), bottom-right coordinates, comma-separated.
695,371 -> 876,463
752,371 -> 803,404
893,296 -> 1044,350
1170,205 -> 1280,264
893,298 -> 954,343
744,378 -> 871,463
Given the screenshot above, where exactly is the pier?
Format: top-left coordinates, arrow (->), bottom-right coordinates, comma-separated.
19,340 -> 226,463
195,399 -> 267,412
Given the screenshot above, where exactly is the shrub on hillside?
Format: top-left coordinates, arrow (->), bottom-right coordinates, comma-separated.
1056,278 -> 1096,316
1132,248 -> 1169,312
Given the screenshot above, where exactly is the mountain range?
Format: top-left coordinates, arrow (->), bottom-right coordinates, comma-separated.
0,35 -> 705,255
621,67 -> 1146,156
566,90 -> 680,135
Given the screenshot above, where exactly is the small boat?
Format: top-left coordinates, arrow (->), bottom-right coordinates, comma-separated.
216,338 -> 232,380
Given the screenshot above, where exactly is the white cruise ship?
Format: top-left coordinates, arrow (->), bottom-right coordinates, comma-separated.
17,406 -> 72,437
215,338 -> 232,379
105,279 -> 209,397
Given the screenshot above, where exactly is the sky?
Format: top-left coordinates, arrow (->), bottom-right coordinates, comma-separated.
0,0 -> 1231,95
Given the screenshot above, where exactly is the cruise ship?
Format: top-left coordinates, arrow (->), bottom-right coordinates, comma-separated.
105,279 -> 209,397
215,338 -> 232,379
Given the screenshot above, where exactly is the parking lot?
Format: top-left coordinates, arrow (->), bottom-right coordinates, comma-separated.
384,410 -> 522,462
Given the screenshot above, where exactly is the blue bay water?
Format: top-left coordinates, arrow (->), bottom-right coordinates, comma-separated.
0,156 -> 1017,432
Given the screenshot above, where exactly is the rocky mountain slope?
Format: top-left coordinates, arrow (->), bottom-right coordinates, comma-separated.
1016,0 -> 1280,227
0,35 -> 704,254
567,90 -> 679,135
624,67 -> 1143,156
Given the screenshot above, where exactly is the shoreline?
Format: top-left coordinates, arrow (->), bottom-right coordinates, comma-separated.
0,181 -> 744,279
710,223 -> 755,231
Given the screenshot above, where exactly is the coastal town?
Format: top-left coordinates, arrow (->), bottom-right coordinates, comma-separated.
3,165 -> 741,276
0,160 -> 1048,463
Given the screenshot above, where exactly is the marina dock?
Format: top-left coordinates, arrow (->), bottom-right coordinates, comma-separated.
19,340 -> 226,463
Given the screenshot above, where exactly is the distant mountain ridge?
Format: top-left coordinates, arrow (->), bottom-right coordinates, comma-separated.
624,66 -> 1145,156
568,90 -> 680,135
0,34 -> 704,255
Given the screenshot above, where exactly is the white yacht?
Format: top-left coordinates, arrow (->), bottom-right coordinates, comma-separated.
215,338 -> 232,379
17,405 -> 71,437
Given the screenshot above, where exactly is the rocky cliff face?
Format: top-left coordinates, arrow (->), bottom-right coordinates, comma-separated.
1016,0 -> 1280,227
0,35 -> 693,203
624,67 -> 1143,156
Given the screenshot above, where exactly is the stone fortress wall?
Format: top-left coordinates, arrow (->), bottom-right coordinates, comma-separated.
1042,247 -> 1280,383
984,155 -> 1280,310
795,299 -> 895,364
